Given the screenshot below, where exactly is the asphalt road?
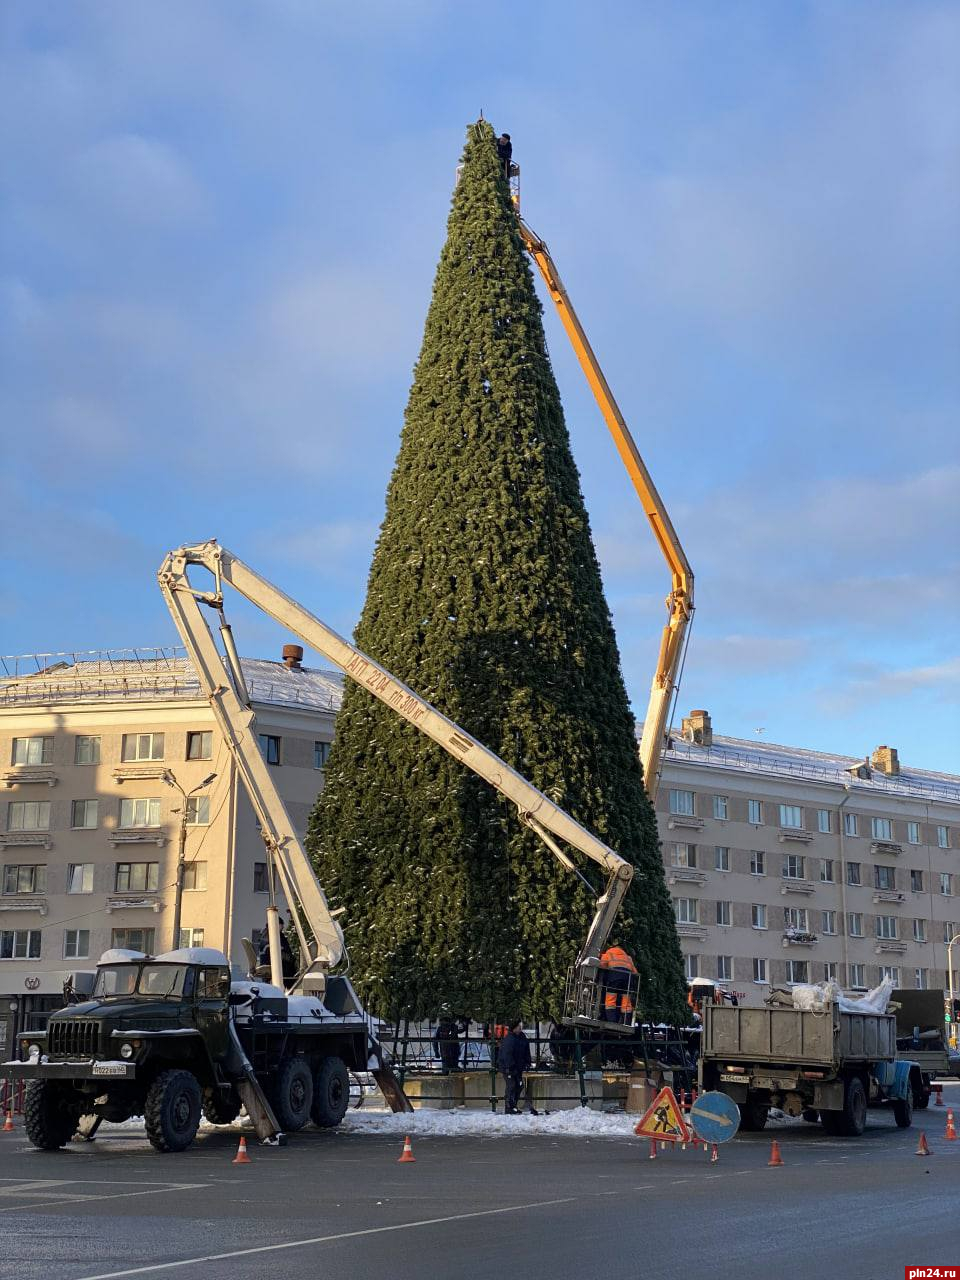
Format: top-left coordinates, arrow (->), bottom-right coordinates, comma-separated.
2,1096 -> 960,1280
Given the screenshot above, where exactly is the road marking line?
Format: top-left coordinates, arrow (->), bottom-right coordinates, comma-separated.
0,1183 -> 205,1215
73,1196 -> 578,1279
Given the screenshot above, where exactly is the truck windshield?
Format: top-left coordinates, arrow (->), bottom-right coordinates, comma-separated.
93,964 -> 191,999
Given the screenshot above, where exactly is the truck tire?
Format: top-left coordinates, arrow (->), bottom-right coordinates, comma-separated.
838,1076 -> 867,1137
202,1088 -> 241,1126
272,1057 -> 313,1131
311,1055 -> 349,1128
893,1090 -> 913,1129
144,1069 -> 202,1153
820,1109 -> 841,1135
738,1098 -> 768,1131
24,1081 -> 79,1151
915,1083 -> 930,1110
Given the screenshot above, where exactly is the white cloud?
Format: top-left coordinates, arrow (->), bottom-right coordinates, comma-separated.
70,134 -> 210,228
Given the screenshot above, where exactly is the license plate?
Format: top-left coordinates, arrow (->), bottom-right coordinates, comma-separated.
92,1062 -> 128,1077
721,1073 -> 750,1084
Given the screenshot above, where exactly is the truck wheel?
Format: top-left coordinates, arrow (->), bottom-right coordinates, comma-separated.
820,1109 -> 840,1134
914,1088 -> 930,1111
144,1069 -> 202,1152
272,1057 -> 313,1131
311,1055 -> 349,1128
738,1098 -> 768,1131
893,1090 -> 913,1129
24,1081 -> 79,1150
202,1089 -> 241,1126
838,1077 -> 867,1137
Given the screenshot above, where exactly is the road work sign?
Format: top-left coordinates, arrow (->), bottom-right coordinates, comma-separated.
633,1086 -> 690,1143
689,1090 -> 741,1144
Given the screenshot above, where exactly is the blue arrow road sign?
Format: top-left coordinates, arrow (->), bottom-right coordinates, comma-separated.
690,1090 -> 741,1144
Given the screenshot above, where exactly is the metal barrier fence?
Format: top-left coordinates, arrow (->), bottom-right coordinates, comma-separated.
1,1080 -> 25,1115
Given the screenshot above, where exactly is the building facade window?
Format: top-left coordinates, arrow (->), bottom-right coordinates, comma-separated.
907,821 -> 921,845
876,915 -> 898,940
115,862 -> 159,893
0,929 -> 41,959
823,962 -> 838,982
847,912 -> 864,937
2,864 -> 46,894
182,861 -> 207,892
121,733 -> 164,762
844,812 -> 859,837
119,797 -> 161,829
186,731 -> 213,761
111,927 -> 155,952
911,869 -> 924,893
185,796 -> 210,826
684,954 -> 699,980
779,804 -> 802,830
75,736 -> 101,765
63,929 -> 89,960
714,846 -> 730,872
713,795 -> 728,821
7,801 -> 50,832
12,737 -> 53,766
874,865 -> 896,892
786,959 -> 808,984
915,969 -> 928,990
941,873 -> 953,898
716,901 -> 731,927
818,809 -> 831,834
753,957 -> 768,983
669,789 -> 695,817
314,741 -> 331,770
675,898 -> 699,924
71,799 -> 99,830
750,850 -> 765,876
258,734 -> 281,766
253,862 -> 269,893
784,906 -> 808,931
67,863 -> 94,894
850,963 -> 866,989
822,910 -> 837,935
748,799 -> 763,825
938,826 -> 950,849
913,919 -> 926,943
671,843 -> 696,868
717,955 -> 732,980
819,859 -> 834,883
846,862 -> 861,886
178,928 -> 205,948
783,854 -> 805,880
871,817 -> 893,841
944,922 -> 958,945
879,965 -> 900,984
751,903 -> 767,930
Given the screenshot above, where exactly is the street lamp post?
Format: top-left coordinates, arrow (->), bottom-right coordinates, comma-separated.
164,770 -> 217,950
948,933 -> 960,1049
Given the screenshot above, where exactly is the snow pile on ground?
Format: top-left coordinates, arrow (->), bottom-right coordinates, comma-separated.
341,1107 -> 638,1138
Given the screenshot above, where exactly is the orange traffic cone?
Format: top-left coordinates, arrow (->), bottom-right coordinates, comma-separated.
710,1143 -> 719,1163
916,1131 -> 931,1156
398,1135 -> 416,1163
935,1084 -> 944,1106
945,1110 -> 957,1141
232,1136 -> 251,1164
2,1112 -> 13,1132
768,1139 -> 784,1167
648,1138 -> 657,1160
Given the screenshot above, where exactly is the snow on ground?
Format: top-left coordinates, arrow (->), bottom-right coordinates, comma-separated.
345,1107 -> 640,1138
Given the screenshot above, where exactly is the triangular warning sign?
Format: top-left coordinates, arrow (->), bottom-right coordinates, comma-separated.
633,1086 -> 690,1143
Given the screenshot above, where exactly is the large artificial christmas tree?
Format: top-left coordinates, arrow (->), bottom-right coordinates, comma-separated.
307,121 -> 684,1024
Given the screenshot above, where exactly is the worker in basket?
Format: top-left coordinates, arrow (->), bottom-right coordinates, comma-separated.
600,944 -> 638,1023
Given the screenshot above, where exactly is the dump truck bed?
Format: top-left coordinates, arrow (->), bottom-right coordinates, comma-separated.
702,1003 -> 896,1068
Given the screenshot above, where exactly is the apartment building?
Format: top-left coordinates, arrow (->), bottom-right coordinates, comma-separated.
0,646 -> 342,1049
656,710 -> 960,1004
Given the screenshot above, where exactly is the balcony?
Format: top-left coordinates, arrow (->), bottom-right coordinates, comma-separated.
106,896 -> 162,913
667,814 -> 704,831
669,868 -> 707,886
874,939 -> 907,954
780,877 -> 816,895
871,840 -> 903,857
0,767 -> 56,789
0,895 -> 48,916
675,923 -> 707,941
873,889 -> 905,905
0,832 -> 53,851
778,828 -> 814,844
782,929 -> 818,947
108,829 -> 167,848
112,764 -> 167,784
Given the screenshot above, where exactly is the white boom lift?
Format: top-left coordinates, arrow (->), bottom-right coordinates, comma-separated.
158,540 -> 636,1029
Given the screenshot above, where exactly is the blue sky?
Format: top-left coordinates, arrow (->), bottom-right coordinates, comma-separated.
2,1 -> 958,771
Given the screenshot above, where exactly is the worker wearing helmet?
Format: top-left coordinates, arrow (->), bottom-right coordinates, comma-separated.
600,944 -> 638,1023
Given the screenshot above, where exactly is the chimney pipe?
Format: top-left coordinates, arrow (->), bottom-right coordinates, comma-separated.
871,745 -> 900,777
681,709 -> 713,747
282,644 -> 304,671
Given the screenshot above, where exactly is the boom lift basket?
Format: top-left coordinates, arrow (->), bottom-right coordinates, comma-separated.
563,962 -> 639,1035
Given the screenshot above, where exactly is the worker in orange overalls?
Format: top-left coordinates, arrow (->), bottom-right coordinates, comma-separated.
600,944 -> 638,1023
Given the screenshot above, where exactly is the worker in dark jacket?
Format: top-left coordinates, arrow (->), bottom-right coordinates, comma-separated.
496,132 -> 512,179
498,1019 -> 535,1114
433,1010 -> 462,1072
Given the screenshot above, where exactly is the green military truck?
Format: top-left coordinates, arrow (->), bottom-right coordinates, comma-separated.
4,946 -> 406,1153
892,988 -> 949,1103
698,996 -> 922,1135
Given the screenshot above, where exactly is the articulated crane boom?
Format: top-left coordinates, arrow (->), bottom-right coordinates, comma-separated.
159,541 -> 634,1028
515,209 -> 694,802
